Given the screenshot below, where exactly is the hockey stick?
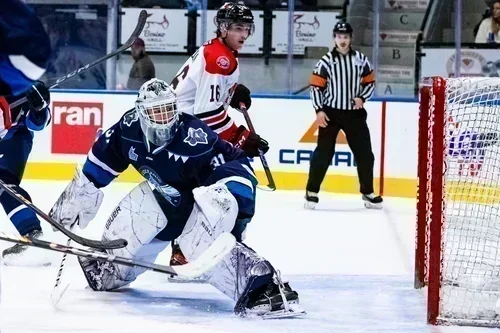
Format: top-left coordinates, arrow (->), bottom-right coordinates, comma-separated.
239,104 -> 276,191
9,10 -> 148,109
50,224 -> 75,307
0,231 -> 236,278
50,237 -> 72,307
292,84 -> 309,95
0,179 -> 127,250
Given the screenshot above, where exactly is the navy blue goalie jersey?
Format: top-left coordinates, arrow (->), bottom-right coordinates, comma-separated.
83,110 -> 257,236
82,110 -> 257,240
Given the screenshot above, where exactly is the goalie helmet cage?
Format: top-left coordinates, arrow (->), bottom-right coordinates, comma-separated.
415,76 -> 500,327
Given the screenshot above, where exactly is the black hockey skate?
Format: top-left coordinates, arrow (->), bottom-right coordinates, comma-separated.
362,193 -> 383,209
2,229 -> 51,266
304,191 -> 319,210
237,270 -> 306,319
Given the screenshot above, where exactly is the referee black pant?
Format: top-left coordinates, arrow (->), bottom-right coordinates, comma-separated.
306,107 -> 375,195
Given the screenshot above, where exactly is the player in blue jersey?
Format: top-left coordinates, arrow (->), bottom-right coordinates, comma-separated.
0,0 -> 52,265
48,79 -> 304,318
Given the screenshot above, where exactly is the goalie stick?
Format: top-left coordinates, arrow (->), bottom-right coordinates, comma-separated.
0,179 -> 127,250
239,104 -> 276,191
0,231 -> 236,278
9,10 -> 148,109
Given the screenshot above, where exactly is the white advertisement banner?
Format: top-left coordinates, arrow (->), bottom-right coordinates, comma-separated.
385,0 -> 429,9
272,11 -> 340,55
30,92 -> 380,179
421,48 -> 500,78
121,8 -> 188,53
26,91 -> 427,196
196,10 -> 264,54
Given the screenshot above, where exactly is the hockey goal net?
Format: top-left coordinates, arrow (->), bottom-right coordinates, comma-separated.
415,76 -> 500,326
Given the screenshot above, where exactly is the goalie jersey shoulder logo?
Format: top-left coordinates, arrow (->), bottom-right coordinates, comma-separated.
123,110 -> 139,127
183,127 -> 208,146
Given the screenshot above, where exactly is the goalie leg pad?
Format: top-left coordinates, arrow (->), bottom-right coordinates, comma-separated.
78,239 -> 169,291
178,183 -> 238,260
177,183 -> 273,302
208,242 -> 274,302
80,181 -> 170,290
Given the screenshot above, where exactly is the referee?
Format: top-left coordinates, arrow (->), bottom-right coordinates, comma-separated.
304,21 -> 383,210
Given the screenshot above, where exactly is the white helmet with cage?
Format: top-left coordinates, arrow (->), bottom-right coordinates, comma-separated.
135,78 -> 180,147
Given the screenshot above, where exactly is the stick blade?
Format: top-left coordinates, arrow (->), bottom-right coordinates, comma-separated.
257,184 -> 276,192
172,233 -> 236,278
51,282 -> 71,308
125,9 -> 148,45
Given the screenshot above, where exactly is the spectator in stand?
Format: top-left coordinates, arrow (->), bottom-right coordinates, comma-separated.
117,38 -> 155,90
475,0 -> 500,43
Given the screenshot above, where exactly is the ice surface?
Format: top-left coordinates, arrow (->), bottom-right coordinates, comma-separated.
0,180 -> 496,332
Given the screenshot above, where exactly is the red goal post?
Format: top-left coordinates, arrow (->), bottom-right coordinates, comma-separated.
415,76 -> 500,327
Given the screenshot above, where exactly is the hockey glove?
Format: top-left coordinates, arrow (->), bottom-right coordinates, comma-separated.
231,125 -> 269,158
230,84 -> 251,110
25,81 -> 50,111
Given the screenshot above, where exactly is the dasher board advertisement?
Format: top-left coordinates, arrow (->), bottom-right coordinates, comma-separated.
121,8 -> 188,53
421,48 -> 500,78
272,11 -> 340,55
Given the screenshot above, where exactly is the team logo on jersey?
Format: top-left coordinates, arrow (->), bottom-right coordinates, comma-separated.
184,127 -> 208,146
123,111 -> 139,127
128,146 -> 138,161
216,56 -> 230,70
139,166 -> 181,207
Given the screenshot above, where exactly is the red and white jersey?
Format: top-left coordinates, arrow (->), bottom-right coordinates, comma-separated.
0,97 -> 12,139
171,38 -> 240,142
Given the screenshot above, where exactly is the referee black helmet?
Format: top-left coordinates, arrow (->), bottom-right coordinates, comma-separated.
333,22 -> 353,36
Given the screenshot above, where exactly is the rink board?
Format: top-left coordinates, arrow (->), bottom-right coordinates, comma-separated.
21,90 -> 430,198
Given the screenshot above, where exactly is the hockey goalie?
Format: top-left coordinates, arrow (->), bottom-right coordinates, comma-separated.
47,79 -> 305,319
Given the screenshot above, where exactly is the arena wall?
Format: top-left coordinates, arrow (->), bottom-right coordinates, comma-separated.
23,90 -> 420,198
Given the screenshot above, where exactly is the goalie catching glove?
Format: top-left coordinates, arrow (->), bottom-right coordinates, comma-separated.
49,168 -> 104,229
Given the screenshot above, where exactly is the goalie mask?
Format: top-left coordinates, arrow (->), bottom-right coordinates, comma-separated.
135,79 -> 180,147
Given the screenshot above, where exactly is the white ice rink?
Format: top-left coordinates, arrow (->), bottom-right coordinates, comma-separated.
0,180 -> 497,333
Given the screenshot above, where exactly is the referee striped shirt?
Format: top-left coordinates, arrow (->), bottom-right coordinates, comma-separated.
310,48 -> 375,111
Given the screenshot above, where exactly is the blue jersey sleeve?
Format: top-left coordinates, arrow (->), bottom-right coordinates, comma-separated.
0,0 -> 51,96
83,122 -> 130,188
213,139 -> 251,164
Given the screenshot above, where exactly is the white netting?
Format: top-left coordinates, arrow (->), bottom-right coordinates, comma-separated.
437,77 -> 500,325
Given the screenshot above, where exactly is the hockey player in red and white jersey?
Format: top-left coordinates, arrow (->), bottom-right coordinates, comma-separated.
171,2 -> 268,158
168,2 -> 269,270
